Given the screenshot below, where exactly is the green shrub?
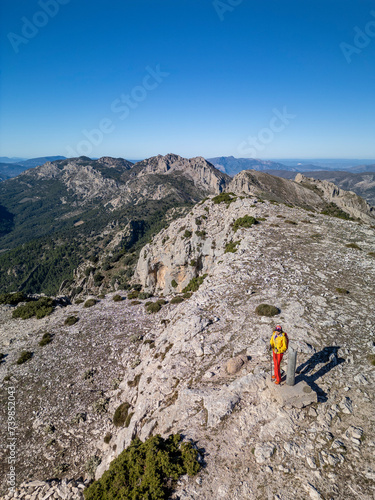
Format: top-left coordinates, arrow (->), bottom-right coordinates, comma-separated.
224,241 -> 240,253
255,304 -> 280,317
157,299 -> 167,305
83,434 -> 201,500
104,432 -> 112,444
16,351 -> 33,365
146,302 -> 162,314
102,263 -> 112,271
138,292 -> 153,300
368,354 -> 375,366
170,296 -> 184,304
127,373 -> 142,388
336,288 -> 349,294
0,292 -> 27,305
64,315 -> 79,326
190,260 -> 197,267
232,215 -> 258,232
98,294 -> 106,299
195,230 -> 207,239
182,274 -> 208,293
127,291 -> 139,300
84,299 -> 97,308
321,203 -> 353,220
182,230 -> 192,239
113,294 -> 123,302
39,333 -> 52,346
75,299 -> 84,305
131,300 -> 141,305
183,292 -> 193,299
113,402 -> 131,427
346,243 -> 361,250
284,220 -> 297,225
12,297 -> 54,320
94,273 -> 104,286
212,192 -> 237,206
171,279 -> 178,288
367,251 -> 375,257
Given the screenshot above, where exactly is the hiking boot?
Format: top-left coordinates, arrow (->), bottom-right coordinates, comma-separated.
272,375 -> 276,379
275,380 -> 280,385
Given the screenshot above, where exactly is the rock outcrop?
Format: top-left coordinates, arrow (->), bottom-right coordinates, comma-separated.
295,173 -> 375,223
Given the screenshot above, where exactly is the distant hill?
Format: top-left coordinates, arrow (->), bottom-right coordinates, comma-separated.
207,156 -> 294,176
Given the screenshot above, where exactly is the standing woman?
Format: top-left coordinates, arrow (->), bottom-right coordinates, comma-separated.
270,325 -> 289,384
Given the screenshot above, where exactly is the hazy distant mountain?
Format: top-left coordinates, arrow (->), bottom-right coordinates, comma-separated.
207,156 -> 294,176
0,156 -> 26,163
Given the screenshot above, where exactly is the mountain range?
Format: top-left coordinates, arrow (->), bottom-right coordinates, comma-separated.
0,153 -> 374,299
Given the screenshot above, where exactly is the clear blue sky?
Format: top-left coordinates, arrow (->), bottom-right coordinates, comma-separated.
1,0 -> 375,159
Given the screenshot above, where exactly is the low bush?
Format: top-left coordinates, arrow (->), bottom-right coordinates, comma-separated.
212,192 -> 237,206
195,230 -> 207,239
0,292 -> 28,305
336,288 -> 349,294
232,215 -> 258,232
84,299 -> 97,308
171,279 -> 178,288
157,299 -> 167,305
12,297 -> 54,320
113,402 -> 131,427
146,302 -> 162,314
64,315 -> 79,326
170,296 -> 184,304
224,241 -> 240,253
131,300 -> 141,305
127,373 -> 142,388
39,333 -> 52,346
16,351 -> 33,365
255,304 -> 280,317
321,203 -> 353,220
182,229 -> 192,239
83,434 -> 201,500
127,291 -> 139,300
104,432 -> 112,444
113,294 -> 123,302
98,294 -> 106,299
284,220 -> 297,225
346,243 -> 361,250
183,292 -> 193,299
93,273 -> 104,286
368,252 -> 375,257
75,299 -> 84,305
182,274 -> 208,293
138,292 -> 153,300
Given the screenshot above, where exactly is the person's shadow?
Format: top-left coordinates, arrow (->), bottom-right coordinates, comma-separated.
294,346 -> 344,402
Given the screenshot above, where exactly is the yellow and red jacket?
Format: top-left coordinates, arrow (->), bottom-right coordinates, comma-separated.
270,331 -> 288,354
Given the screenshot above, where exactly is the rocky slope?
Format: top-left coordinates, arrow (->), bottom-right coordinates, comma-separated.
1,193 -> 375,499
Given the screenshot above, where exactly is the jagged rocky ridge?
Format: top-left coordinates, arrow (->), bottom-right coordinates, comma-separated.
1,191 -> 375,499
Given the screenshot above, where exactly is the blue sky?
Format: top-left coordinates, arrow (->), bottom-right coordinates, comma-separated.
1,0 -> 375,159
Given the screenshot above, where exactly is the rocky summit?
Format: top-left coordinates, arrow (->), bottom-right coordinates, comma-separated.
1,185 -> 375,499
